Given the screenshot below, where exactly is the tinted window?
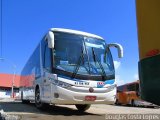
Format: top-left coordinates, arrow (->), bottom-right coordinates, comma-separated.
44,41 -> 52,72
41,38 -> 46,65
135,83 -> 139,92
127,84 -> 136,91
117,85 -> 125,92
53,32 -> 114,76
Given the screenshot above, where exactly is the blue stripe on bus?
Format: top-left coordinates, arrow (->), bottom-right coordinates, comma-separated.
97,79 -> 115,88
104,79 -> 115,84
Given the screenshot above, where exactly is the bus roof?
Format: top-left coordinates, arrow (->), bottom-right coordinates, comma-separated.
50,28 -> 104,40
118,80 -> 139,87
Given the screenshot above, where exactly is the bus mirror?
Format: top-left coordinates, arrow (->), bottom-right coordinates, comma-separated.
46,31 -> 55,48
108,43 -> 123,58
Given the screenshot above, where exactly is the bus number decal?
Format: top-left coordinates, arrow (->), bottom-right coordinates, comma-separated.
75,81 -> 90,86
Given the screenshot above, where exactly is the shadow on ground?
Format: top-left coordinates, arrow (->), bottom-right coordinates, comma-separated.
0,101 -> 101,116
114,104 -> 159,109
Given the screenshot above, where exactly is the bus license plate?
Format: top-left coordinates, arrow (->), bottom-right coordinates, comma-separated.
85,96 -> 96,101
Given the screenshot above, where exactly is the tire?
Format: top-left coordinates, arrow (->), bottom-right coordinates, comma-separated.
75,104 -> 91,112
35,88 -> 48,109
131,100 -> 136,107
115,99 -> 120,105
22,99 -> 30,104
21,91 -> 30,104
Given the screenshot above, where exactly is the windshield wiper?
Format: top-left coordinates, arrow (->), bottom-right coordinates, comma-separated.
92,47 -> 107,80
71,47 -> 85,79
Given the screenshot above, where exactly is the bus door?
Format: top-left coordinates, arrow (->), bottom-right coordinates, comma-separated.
42,41 -> 53,100
42,71 -> 52,100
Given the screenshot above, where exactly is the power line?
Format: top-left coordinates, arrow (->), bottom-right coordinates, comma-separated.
0,0 -> 3,57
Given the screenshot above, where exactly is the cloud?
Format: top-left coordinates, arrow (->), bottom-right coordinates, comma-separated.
114,61 -> 121,70
116,75 -> 125,86
134,73 -> 139,80
113,61 -> 124,86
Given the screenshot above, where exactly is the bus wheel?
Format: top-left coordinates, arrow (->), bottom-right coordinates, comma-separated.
131,100 -> 136,107
75,104 -> 91,112
115,99 -> 120,105
35,88 -> 46,109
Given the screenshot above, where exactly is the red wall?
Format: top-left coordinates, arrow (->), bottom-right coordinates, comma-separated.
19,74 -> 35,87
0,73 -> 21,87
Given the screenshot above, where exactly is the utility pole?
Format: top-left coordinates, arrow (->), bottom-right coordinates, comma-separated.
0,58 -> 17,98
0,0 -> 3,58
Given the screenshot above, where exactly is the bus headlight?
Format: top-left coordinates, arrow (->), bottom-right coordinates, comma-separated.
105,84 -> 116,92
53,80 -> 72,88
58,81 -> 72,88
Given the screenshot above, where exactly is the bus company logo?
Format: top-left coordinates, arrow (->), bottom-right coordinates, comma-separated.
97,82 -> 105,88
89,87 -> 94,93
97,82 -> 104,85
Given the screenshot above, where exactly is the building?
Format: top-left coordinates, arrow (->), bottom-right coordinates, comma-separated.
0,73 -> 21,98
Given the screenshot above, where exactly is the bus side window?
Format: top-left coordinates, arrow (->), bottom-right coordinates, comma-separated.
127,84 -> 136,91
44,41 -> 52,72
117,85 -> 124,92
135,83 -> 139,92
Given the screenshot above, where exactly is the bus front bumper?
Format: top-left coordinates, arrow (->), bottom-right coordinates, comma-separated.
50,85 -> 116,105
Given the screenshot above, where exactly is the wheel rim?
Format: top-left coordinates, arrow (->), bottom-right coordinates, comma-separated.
21,92 -> 23,100
36,90 -> 41,105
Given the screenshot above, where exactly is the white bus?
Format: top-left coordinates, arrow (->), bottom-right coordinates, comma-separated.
20,28 -> 123,111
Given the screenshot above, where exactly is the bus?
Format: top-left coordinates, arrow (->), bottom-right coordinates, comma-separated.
20,28 -> 123,111
116,81 -> 156,107
137,0 -> 160,105
116,81 -> 140,106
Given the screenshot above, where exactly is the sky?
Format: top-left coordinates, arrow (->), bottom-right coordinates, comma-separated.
0,0 -> 139,85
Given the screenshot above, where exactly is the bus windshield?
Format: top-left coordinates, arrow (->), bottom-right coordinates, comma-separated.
53,32 -> 115,80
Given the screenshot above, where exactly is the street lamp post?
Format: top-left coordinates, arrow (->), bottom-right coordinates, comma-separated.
0,57 -> 16,98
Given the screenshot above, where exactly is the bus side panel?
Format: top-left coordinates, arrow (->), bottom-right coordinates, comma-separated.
20,43 -> 41,101
117,92 -> 128,104
117,86 -> 128,105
